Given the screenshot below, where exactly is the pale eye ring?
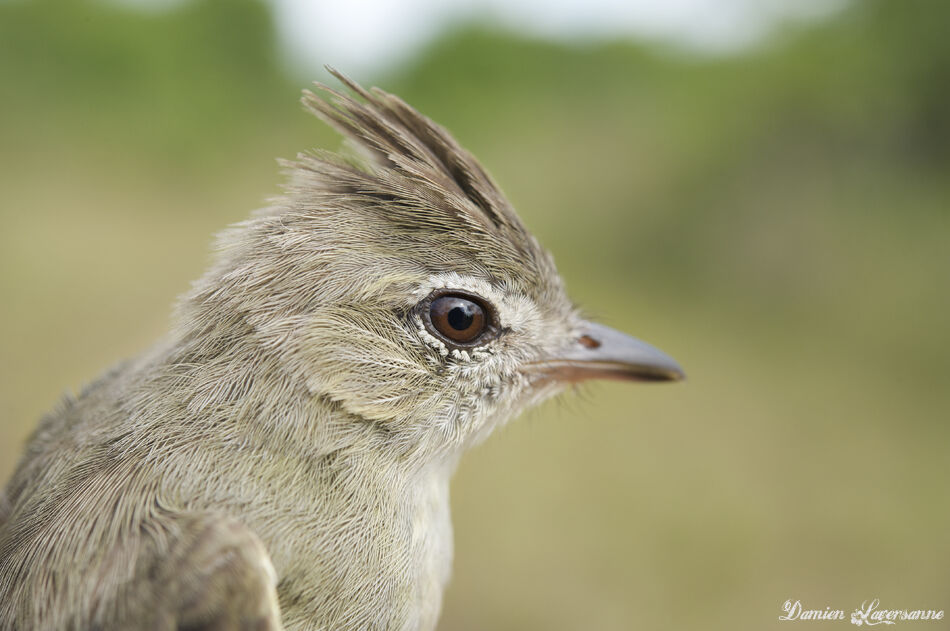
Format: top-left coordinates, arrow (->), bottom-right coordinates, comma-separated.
420,289 -> 498,349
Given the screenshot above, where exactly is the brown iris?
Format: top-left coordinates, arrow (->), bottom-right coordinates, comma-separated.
427,293 -> 489,345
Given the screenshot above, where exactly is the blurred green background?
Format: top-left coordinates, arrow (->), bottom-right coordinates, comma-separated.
1,0 -> 948,629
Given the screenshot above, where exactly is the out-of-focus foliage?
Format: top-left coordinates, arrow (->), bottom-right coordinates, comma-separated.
1,1 -> 947,630
0,0 -> 293,163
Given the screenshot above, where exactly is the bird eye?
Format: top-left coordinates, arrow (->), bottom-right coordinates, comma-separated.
424,292 -> 494,347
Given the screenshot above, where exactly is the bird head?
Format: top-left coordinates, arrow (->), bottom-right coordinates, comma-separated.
177,70 -> 682,461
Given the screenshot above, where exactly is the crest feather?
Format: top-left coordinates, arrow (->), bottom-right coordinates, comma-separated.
299,67 -> 528,239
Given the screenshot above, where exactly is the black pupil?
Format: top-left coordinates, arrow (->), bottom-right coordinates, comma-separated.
447,304 -> 475,331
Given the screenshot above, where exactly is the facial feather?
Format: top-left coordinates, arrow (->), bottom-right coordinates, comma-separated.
173,69 -> 578,455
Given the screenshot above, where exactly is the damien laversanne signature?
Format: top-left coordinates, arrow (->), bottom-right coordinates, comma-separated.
780,599 -> 945,625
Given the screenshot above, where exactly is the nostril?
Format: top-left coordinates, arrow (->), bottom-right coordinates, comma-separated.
578,334 -> 601,349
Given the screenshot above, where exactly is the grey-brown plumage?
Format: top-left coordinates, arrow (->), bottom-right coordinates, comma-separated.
0,70 -> 683,630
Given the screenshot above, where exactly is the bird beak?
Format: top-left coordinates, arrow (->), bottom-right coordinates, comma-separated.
526,321 -> 685,384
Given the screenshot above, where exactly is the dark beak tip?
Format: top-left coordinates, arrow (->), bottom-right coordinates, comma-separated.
650,364 -> 686,384
631,363 -> 686,383
668,368 -> 687,382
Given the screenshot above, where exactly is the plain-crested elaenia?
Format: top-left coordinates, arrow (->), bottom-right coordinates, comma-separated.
0,70 -> 683,631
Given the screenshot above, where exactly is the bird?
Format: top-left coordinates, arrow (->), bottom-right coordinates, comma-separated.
0,69 -> 683,631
